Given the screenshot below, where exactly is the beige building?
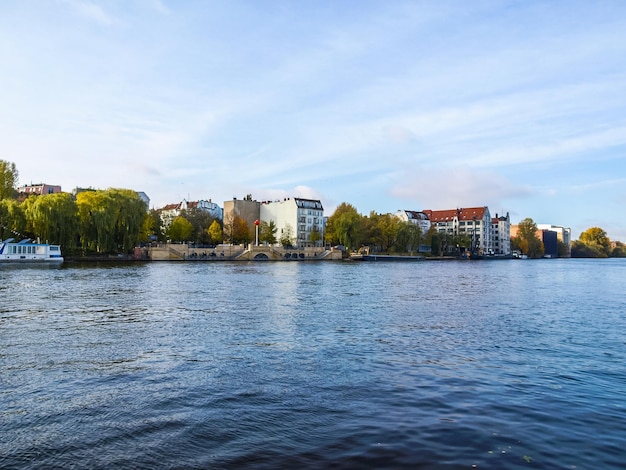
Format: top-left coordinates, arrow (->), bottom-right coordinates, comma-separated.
223,197 -> 261,242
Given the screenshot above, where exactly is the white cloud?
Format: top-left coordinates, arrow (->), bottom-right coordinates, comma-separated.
389,166 -> 534,210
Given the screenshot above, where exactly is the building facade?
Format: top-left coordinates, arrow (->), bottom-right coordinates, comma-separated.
537,224 -> 571,253
491,212 -> 511,255
260,198 -> 324,248
18,183 -> 61,197
160,199 -> 223,228
223,197 -> 261,242
423,206 -> 493,254
394,210 -> 431,233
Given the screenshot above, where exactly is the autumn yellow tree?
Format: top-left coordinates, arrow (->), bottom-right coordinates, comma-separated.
513,218 -> 544,258
207,219 -> 223,245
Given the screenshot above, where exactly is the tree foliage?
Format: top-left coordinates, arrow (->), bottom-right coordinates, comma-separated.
259,220 -> 277,245
76,189 -> 147,253
0,198 -> 26,239
181,208 -> 215,245
611,241 -> 626,257
0,159 -> 18,200
513,217 -> 544,258
168,216 -> 193,242
207,220 -> 223,245
396,223 -> 423,254
143,209 -> 165,242
231,215 -> 251,244
572,226 -> 612,258
22,193 -> 78,251
280,223 -> 295,247
325,202 -> 363,249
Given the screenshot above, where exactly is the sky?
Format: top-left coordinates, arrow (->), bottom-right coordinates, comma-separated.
2,0 -> 626,240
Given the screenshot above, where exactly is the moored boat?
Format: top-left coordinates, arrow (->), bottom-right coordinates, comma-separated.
0,238 -> 64,264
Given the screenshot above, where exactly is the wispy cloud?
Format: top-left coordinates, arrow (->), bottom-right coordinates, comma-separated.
61,0 -> 114,26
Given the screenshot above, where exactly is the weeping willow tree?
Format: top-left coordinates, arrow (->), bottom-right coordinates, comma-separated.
76,189 -> 147,254
0,198 -> 26,240
22,193 -> 78,251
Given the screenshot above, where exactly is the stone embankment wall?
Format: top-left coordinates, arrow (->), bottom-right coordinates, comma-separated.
147,243 -> 343,261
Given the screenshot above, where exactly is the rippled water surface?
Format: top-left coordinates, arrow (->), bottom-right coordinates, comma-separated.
1,259 -> 625,469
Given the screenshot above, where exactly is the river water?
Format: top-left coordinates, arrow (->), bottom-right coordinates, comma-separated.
1,259 -> 625,469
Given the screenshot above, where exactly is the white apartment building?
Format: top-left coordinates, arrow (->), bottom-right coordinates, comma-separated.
260,198 -> 324,248
159,199 -> 223,228
491,212 -> 511,255
394,210 -> 431,233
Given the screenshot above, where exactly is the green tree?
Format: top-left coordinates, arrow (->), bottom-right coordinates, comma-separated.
579,227 -> 610,257
513,218 -> 544,258
142,209 -> 165,243
259,220 -> 278,245
0,198 -> 26,239
182,208 -> 214,245
76,189 -> 147,253
428,228 -> 441,256
325,202 -> 363,249
309,225 -> 322,245
0,159 -> 18,200
396,223 -> 423,254
207,219 -> 223,245
168,216 -> 193,242
110,189 -> 147,252
76,191 -> 109,253
22,192 -> 78,251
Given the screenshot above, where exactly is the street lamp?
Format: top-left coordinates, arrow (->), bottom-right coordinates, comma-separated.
254,219 -> 260,246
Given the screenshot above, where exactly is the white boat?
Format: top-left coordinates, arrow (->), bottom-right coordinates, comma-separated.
0,238 -> 64,264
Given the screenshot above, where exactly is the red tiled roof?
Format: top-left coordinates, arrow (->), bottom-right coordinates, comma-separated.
423,207 -> 486,222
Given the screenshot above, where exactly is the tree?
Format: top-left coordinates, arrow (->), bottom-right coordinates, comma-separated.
325,202 -> 363,249
427,227 -> 441,256
22,192 -> 78,251
611,241 -> 626,257
309,225 -> 322,245
0,159 -> 18,200
259,220 -> 277,245
207,220 -> 223,245
168,216 -> 193,242
180,208 -> 215,245
513,218 -> 544,258
76,190 -> 114,253
231,215 -> 251,244
0,198 -> 26,239
396,222 -> 423,254
280,223 -> 295,247
142,209 -> 165,243
76,189 -> 147,254
579,227 -> 610,257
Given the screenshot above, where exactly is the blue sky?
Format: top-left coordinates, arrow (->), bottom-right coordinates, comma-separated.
2,1 -> 626,240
